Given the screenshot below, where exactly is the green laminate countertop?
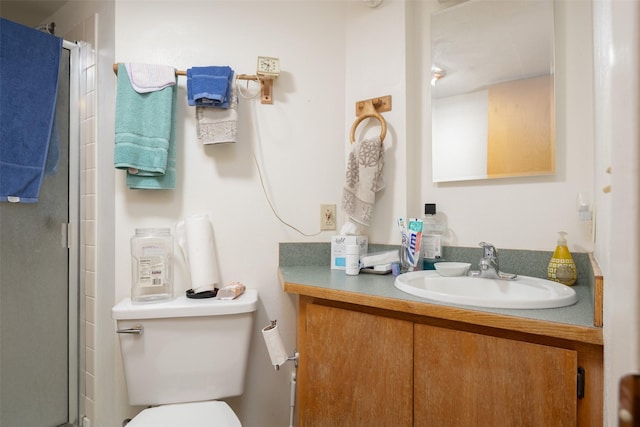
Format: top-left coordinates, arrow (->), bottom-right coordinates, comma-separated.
279,242 -> 603,346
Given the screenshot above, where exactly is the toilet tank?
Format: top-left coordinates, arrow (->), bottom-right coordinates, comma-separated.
112,289 -> 258,406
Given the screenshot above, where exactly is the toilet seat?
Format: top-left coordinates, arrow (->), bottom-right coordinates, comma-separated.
125,401 -> 241,427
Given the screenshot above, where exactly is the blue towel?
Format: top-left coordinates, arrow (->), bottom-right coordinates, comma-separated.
44,119 -> 60,176
187,66 -> 233,108
0,18 -> 62,203
114,63 -> 177,187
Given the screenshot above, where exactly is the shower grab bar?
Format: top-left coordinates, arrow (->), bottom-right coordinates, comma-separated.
116,325 -> 143,335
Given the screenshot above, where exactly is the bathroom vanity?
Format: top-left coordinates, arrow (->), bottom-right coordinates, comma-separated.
279,244 -> 603,427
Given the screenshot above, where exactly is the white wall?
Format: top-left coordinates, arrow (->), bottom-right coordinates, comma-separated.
345,0 -> 410,242
593,0 -> 640,425
113,2 -> 349,426
432,90 -> 489,182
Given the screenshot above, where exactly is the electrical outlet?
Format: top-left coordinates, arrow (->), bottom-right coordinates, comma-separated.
320,204 -> 336,231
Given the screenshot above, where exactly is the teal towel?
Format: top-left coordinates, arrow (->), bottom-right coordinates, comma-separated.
114,63 -> 176,177
126,84 -> 178,190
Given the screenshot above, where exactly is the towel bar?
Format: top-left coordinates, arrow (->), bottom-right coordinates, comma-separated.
112,63 -> 276,104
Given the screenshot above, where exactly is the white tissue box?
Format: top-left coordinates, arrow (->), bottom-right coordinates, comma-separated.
331,235 -> 368,270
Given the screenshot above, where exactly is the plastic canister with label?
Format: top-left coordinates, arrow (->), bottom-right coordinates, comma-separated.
130,228 -> 174,303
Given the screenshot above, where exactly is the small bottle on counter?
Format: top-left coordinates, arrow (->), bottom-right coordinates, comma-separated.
345,244 -> 361,276
421,203 -> 447,269
130,228 -> 174,303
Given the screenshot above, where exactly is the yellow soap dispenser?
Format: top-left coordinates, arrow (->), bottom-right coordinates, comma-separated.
547,231 -> 577,286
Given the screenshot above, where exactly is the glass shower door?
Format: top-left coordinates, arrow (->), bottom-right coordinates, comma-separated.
0,47 -> 72,427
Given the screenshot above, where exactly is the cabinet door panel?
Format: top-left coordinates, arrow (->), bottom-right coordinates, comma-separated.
414,323 -> 577,427
302,304 -> 413,427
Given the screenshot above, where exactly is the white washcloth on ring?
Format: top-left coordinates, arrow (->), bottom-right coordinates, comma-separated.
196,78 -> 238,144
341,136 -> 385,227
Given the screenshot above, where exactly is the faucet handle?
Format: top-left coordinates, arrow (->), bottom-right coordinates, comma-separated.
475,242 -> 517,280
478,242 -> 497,259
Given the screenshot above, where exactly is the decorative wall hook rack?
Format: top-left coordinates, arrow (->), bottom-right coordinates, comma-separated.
355,95 -> 392,117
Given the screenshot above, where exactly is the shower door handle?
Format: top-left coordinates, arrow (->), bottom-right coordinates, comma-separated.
116,324 -> 143,335
60,223 -> 70,248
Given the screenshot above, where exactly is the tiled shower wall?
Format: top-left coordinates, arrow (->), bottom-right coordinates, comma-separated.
64,14 -> 98,424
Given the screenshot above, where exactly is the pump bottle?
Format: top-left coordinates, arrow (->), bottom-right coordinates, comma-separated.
547,231 -> 577,286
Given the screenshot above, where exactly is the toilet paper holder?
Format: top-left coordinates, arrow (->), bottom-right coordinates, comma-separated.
262,320 -> 299,371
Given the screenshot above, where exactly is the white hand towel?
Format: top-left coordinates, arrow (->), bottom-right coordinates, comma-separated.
342,136 -> 385,227
196,78 -> 238,144
124,63 -> 176,93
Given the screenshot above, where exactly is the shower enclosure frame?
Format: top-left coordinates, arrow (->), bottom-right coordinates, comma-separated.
64,38 -> 81,427
0,28 -> 82,427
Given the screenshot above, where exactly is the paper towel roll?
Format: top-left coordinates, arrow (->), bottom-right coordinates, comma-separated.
176,214 -> 220,293
262,323 -> 288,367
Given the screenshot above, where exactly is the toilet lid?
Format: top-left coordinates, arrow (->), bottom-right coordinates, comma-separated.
126,401 -> 241,427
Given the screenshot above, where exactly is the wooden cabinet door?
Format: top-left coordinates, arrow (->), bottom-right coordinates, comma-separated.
300,303 -> 413,427
414,323 -> 578,427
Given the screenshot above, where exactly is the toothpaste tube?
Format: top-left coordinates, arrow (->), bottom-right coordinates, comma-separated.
407,218 -> 423,268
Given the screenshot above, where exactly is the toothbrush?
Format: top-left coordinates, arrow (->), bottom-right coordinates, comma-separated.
397,217 -> 408,240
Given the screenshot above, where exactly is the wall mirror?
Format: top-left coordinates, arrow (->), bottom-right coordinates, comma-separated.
431,0 -> 555,183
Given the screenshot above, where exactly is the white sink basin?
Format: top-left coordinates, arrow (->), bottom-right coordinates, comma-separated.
394,270 -> 578,309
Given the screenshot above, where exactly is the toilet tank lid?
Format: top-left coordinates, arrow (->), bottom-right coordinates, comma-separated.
112,289 -> 258,320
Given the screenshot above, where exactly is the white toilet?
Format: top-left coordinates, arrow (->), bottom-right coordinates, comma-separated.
112,289 -> 258,427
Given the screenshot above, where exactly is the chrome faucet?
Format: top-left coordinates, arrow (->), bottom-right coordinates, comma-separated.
468,242 -> 518,280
